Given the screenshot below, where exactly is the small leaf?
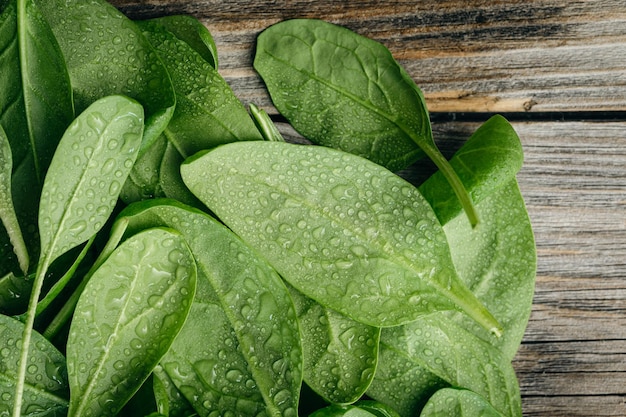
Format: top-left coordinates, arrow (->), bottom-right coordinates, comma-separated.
152,365 -> 198,417
288,285 -> 379,404
66,227 -> 197,417
443,181 -> 536,359
38,94 -> 144,265
116,199 -> 302,416
419,115 -> 524,225
420,388 -> 503,417
0,124 -> 29,274
120,19 -> 263,204
181,141 -> 499,332
0,314 -> 69,416
371,317 -> 521,417
147,14 -> 218,68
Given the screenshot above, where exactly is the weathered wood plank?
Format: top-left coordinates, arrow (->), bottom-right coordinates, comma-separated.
111,0 -> 626,112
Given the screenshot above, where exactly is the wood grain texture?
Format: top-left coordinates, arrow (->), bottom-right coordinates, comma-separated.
111,0 -> 626,113
108,1 -> 626,415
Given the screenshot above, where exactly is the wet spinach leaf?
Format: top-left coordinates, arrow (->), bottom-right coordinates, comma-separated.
0,0 -> 74,275
152,365 -> 198,417
419,115 -> 524,225
0,314 -> 69,416
254,19 -> 478,226
370,317 -> 521,417
34,0 -> 175,151
121,18 -> 262,204
11,94 -> 144,417
420,388 -> 503,417
66,227 -> 197,417
181,141 -> 499,332
116,199 -> 302,416
0,124 -> 28,274
420,116 -> 535,358
288,285 -> 379,405
148,14 -> 218,69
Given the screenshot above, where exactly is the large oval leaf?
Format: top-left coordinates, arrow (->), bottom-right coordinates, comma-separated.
38,94 -> 143,265
181,141 -> 499,332
66,227 -> 197,417
0,314 -> 68,416
116,199 -> 302,417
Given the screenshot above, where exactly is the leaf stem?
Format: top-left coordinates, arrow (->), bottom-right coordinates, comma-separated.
12,257 -> 50,417
421,144 -> 479,228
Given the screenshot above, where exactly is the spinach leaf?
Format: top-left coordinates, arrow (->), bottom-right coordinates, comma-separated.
419,115 -> 524,225
11,94 -> 144,417
420,388 -> 503,417
37,94 -> 143,268
0,0 -> 74,274
419,116 -> 535,358
120,18 -> 263,204
288,285 -> 379,405
371,317 -> 521,417
254,19 -> 478,226
0,124 -> 28,274
137,18 -> 262,158
116,199 -> 302,416
0,314 -> 68,416
181,141 -> 499,332
310,402 -> 400,417
66,227 -> 197,417
443,181 -> 535,359
152,365 -> 198,417
34,0 -> 175,151
147,14 -> 218,69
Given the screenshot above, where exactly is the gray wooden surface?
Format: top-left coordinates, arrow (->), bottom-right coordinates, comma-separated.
112,1 -> 626,415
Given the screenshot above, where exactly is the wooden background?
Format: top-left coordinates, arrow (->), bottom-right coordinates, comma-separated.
111,1 -> 626,415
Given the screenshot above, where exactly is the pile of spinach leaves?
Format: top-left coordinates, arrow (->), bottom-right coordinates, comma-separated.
0,1 -> 536,416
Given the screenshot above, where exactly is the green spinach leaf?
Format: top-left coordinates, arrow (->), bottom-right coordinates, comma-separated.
419,116 -> 535,358
371,317 -> 521,417
11,94 -> 144,417
147,14 -> 218,69
419,115 -> 524,225
0,0 -> 74,275
0,314 -> 68,416
66,227 -> 197,417
181,141 -> 499,332
0,124 -> 28,274
116,199 -> 302,417
288,285 -> 379,405
419,388 -> 503,417
254,19 -> 478,226
120,18 -> 263,204
34,0 -> 175,151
